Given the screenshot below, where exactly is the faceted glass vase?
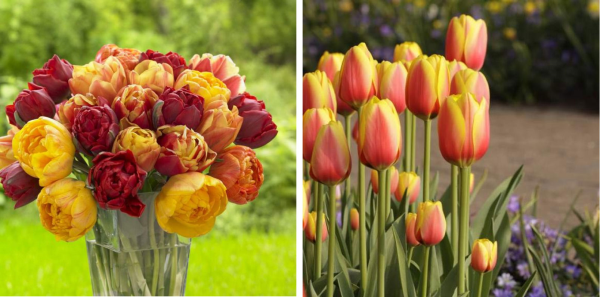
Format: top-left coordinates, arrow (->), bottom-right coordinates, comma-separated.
85,192 -> 191,296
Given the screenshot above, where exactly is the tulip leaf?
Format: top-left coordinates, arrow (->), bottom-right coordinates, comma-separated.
469,168 -> 488,205
392,222 -> 416,297
571,238 -> 599,287
364,237 -> 380,297
514,271 -> 537,297
437,234 -> 454,277
527,246 -> 559,297
335,243 -> 354,297
428,245 -> 442,293
430,171 -> 439,200
308,280 -> 319,297
433,260 -> 459,297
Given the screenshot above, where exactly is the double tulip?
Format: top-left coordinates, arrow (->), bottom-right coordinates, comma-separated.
196,100 -> 243,153
437,93 -> 489,167
72,105 -> 120,156
393,42 -> 422,62
358,97 -> 402,171
112,85 -> 160,130
175,70 -> 231,105
395,171 -> 421,203
139,49 -> 187,78
95,44 -> 141,71
153,86 -> 204,130
188,53 -> 246,97
303,70 -> 337,114
414,201 -> 446,246
58,93 -> 98,130
445,15 -> 488,71
155,125 -> 217,176
302,108 -> 335,162
337,43 -> 378,110
0,131 -> 16,170
305,211 -> 328,242
471,239 -> 498,273
228,92 -> 278,149
309,121 -> 352,186
112,127 -> 160,172
405,55 -> 450,120
377,61 -> 408,114
129,60 -> 175,96
6,83 -> 56,128
32,55 -> 74,102
69,56 -> 127,104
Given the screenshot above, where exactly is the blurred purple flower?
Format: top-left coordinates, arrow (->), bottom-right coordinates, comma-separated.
517,262 -> 531,278
470,5 -> 484,20
566,264 -> 582,278
507,195 -> 520,213
497,273 -> 517,289
493,288 -> 514,297
380,25 -> 393,37
528,284 -> 545,297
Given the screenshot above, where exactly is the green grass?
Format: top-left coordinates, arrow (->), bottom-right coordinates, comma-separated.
0,209 -> 296,296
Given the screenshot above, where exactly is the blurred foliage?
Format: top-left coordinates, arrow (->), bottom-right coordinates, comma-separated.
0,0 -> 296,232
304,0 -> 599,110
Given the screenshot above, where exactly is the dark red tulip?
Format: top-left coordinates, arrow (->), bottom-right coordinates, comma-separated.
139,49 -> 187,78
0,162 -> 42,209
153,86 -> 204,130
72,105 -> 120,156
228,92 -> 278,149
32,55 -> 74,103
88,150 -> 147,217
6,83 -> 56,128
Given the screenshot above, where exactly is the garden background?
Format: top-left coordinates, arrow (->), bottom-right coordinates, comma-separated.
0,0 -> 297,295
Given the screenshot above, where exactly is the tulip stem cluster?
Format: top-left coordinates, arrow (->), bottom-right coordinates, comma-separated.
314,182 -> 324,280
423,119 -> 432,202
458,166 -> 472,294
377,169 -> 386,297
451,164 -> 459,265
476,271 -> 485,297
327,185 -> 337,297
358,110 -> 368,293
344,114 -> 352,198
419,246 -> 431,297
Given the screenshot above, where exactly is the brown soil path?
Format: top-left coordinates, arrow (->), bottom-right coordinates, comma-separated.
344,105 -> 599,228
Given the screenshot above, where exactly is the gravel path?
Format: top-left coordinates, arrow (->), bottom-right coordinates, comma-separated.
344,105 -> 599,228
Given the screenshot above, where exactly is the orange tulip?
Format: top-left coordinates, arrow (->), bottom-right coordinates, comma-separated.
358,97 -> 401,171
303,71 -> 337,114
370,166 -> 399,195
305,211 -> 328,242
302,108 -> 335,162
393,42 -> 422,62
332,71 -> 356,116
445,15 -> 488,70
415,201 -> 446,246
471,239 -> 498,273
395,171 -> 421,203
69,57 -> 127,104
437,93 -> 489,167
377,61 -> 408,114
196,100 -> 244,153
405,213 -> 420,246
405,55 -> 450,120
350,208 -> 359,230
337,43 -> 378,110
317,51 -> 344,82
309,121 -> 351,186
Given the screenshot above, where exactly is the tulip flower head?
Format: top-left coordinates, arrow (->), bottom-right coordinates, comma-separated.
112,127 -> 161,172
393,42 -> 423,62
337,43 -> 378,110
196,100 -> 243,153
175,70 -> 230,105
112,84 -> 160,130
0,162 -> 42,209
129,60 -> 175,96
32,55 -> 74,103
405,55 -> 450,120
415,201 -> 446,246
0,132 -> 16,170
371,166 -> 399,195
309,121 -> 352,186
358,97 -> 402,171
95,44 -> 141,71
377,61 -> 408,114
437,93 -> 489,167
445,15 -> 488,70
155,125 -> 217,176
332,71 -> 356,116
302,107 -> 336,162
303,70 -> 337,114
139,49 -> 187,79
317,51 -> 345,82
303,184 -> 309,229
228,92 -> 278,149
153,86 -> 204,130
405,213 -> 420,246
6,83 -> 56,129
471,239 -> 498,273
188,53 -> 246,97
72,105 -> 120,156
450,69 -> 490,105
58,93 -> 98,130
448,60 -> 468,80
350,208 -> 359,230
395,171 -> 421,203
69,56 -> 127,104
305,211 -> 328,242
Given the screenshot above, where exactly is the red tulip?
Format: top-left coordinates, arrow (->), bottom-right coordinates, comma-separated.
153,86 -> 204,130
445,15 -> 488,70
228,92 -> 278,149
309,121 -> 351,186
6,83 -> 56,128
32,55 -> 74,103
72,105 -> 120,156
139,49 -> 187,79
0,162 -> 42,209
358,97 -> 402,171
302,108 -> 335,162
405,55 -> 450,120
337,43 -> 378,110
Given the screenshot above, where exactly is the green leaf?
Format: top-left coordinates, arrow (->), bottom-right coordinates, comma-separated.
514,271 -> 537,297
571,238 -> 600,287
438,233 -> 454,277
392,223 -> 416,297
527,246 -> 558,297
469,168 -> 488,204
430,171 -> 440,200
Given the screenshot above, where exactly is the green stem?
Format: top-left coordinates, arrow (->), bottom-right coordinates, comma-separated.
385,168 -> 391,218
327,185 -> 337,297
423,119 -> 431,202
419,246 -> 431,297
403,112 -> 412,171
358,107 -> 368,294
344,114 -> 352,198
451,165 -> 459,265
377,169 -> 386,297
149,210 -> 159,295
411,113 -> 417,171
314,182 -> 323,280
168,234 -> 179,296
458,166 -> 471,295
476,271 -> 484,297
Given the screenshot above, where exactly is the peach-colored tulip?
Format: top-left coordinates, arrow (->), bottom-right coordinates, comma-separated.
302,108 -> 336,162
370,166 -> 399,195
196,100 -> 243,153
317,51 -> 344,82
129,60 -> 174,95
405,213 -> 420,246
69,56 -> 127,104
437,93 -> 489,167
303,71 -> 337,114
337,43 -> 378,110
405,55 -> 450,120
309,121 -> 351,186
350,208 -> 359,230
395,171 -> 421,203
448,60 -> 468,80
188,53 -> 246,96
305,211 -> 328,242
358,97 -> 402,171
332,71 -> 356,116
445,15 -> 488,70
471,239 -> 498,273
393,42 -> 422,62
377,61 -> 408,114
415,201 -> 446,246
95,44 -> 141,71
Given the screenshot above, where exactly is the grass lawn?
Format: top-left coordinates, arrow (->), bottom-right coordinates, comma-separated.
0,210 -> 296,296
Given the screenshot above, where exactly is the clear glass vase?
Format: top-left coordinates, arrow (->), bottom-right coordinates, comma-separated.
85,192 -> 191,296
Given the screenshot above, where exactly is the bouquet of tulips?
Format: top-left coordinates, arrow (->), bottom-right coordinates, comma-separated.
0,44 -> 277,295
302,15 -> 540,297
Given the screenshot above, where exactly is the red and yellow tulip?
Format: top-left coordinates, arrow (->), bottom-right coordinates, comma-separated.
317,51 -> 344,82
337,43 -> 378,110
405,55 -> 450,120
445,15 -> 488,71
450,69 -> 490,105
302,108 -> 336,162
358,97 -> 402,171
471,239 -> 498,273
393,42 -> 422,62
305,211 -> 328,242
415,201 -> 446,246
405,213 -> 420,246
395,171 -> 421,204
303,70 -> 337,114
371,166 -> 399,195
309,121 -> 351,186
377,61 -> 408,114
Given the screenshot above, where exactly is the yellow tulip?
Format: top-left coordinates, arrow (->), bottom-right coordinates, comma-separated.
0,130 -> 16,170
112,127 -> 161,172
68,56 -> 127,104
175,70 -> 231,105
129,60 -> 174,95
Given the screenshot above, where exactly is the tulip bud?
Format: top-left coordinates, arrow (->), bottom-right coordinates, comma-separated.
337,43 -> 378,110
32,55 -> 74,103
405,213 -> 420,246
58,93 -> 98,130
309,121 -> 352,186
377,61 -> 408,114
370,166 -> 399,195
318,51 -> 344,82
0,162 -> 42,209
415,201 -> 446,246
6,83 -> 56,128
112,85 -> 160,130
437,93 -> 489,167
448,60 -> 468,80
470,173 -> 475,193
393,42 -> 423,62
303,71 -> 337,114
139,49 -> 187,78
350,208 -> 359,230
175,69 -> 231,105
405,55 -> 450,120
69,56 -> 127,104
305,211 -> 328,242
358,97 -> 402,171
196,100 -> 244,153
95,44 -> 141,71
228,92 -> 278,149
112,127 -> 161,172
445,15 -> 488,70
188,53 -> 246,97
153,86 -> 204,130
129,60 -> 175,96
302,108 -> 336,162
471,239 -> 498,273
395,171 -> 421,203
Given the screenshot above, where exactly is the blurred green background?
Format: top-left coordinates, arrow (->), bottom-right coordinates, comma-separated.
0,0 -> 296,295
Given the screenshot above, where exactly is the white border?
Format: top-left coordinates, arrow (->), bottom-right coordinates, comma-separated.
295,0 -> 303,296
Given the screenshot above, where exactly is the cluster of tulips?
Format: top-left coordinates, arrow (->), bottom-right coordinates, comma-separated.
0,44 -> 277,241
303,15 -> 498,296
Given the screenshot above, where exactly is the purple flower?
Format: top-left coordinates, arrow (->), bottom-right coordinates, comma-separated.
493,288 -> 514,297
566,264 -> 581,278
507,195 -> 520,213
517,262 -> 531,278
497,273 -> 517,289
528,284 -> 545,297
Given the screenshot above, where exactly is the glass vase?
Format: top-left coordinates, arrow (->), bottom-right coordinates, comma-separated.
85,192 -> 191,296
